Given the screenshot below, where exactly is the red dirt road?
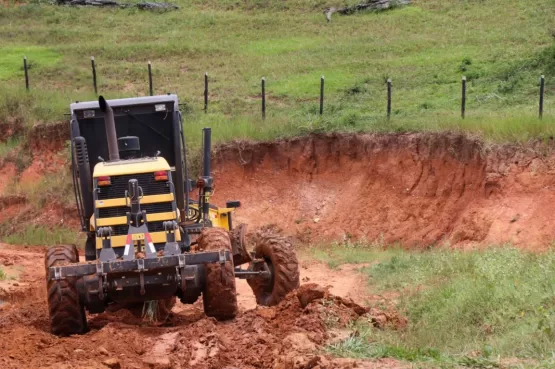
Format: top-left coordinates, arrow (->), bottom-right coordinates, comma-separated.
0,243 -> 405,369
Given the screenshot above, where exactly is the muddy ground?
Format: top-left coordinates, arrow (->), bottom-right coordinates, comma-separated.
0,243 -> 406,369
2,131 -> 555,368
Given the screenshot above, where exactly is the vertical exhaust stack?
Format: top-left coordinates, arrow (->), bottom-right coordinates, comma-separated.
201,128 -> 213,223
98,96 -> 120,161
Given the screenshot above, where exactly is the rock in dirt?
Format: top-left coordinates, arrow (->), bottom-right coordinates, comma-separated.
255,307 -> 277,320
275,354 -> 331,369
102,358 -> 121,369
297,283 -> 328,308
98,346 -> 109,355
283,332 -> 317,352
336,296 -> 369,316
369,308 -> 408,330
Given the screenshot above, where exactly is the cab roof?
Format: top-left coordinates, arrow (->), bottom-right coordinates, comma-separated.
93,156 -> 171,177
70,94 -> 179,113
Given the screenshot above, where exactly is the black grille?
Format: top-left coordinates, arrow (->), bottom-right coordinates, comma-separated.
98,202 -> 174,218
111,221 -> 167,236
97,173 -> 170,200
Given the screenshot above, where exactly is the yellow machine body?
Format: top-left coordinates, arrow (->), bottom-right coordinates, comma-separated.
89,157 -> 233,249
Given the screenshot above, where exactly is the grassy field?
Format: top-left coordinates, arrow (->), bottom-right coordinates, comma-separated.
2,0 -> 555,243
1,0 -> 555,145
307,243 -> 555,368
0,225 -> 81,246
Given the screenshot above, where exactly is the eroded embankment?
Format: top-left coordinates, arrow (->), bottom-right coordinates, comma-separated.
212,133 -> 555,250
2,129 -> 555,249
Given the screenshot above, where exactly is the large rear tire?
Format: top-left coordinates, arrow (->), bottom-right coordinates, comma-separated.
45,244 -> 88,336
199,228 -> 238,320
247,235 -> 300,306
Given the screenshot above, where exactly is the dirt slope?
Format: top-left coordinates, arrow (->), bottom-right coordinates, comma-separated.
2,131 -> 555,249
212,133 -> 555,250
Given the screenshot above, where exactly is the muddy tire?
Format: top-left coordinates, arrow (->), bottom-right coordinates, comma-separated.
199,228 -> 238,320
247,235 -> 300,306
230,223 -> 252,266
45,244 -> 88,336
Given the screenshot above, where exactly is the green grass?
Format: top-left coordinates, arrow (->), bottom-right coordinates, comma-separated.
1,0 -> 555,143
0,136 -> 21,159
1,224 -> 80,246
0,268 -> 5,281
320,244 -> 555,368
0,46 -> 60,80
304,239 -> 404,269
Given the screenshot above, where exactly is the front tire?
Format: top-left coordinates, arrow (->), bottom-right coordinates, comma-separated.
45,244 -> 88,336
247,235 -> 300,306
199,228 -> 238,320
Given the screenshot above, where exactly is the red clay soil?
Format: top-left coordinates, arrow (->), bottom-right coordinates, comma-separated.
0,121 -> 77,232
20,123 -> 67,185
0,120 -> 24,142
4,129 -> 555,368
3,131 -> 555,250
0,244 -> 406,369
212,133 -> 555,251
0,163 -> 17,194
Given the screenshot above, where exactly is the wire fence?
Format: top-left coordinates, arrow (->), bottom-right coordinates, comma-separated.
20,56 -> 549,120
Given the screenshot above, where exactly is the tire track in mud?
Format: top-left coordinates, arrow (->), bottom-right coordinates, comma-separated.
0,244 -> 406,369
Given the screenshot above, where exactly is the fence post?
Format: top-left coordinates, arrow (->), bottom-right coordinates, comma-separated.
91,56 -> 98,95
148,61 -> 153,96
540,75 -> 545,120
23,56 -> 29,92
387,78 -> 392,119
320,76 -> 325,115
204,72 -> 208,113
262,77 -> 266,120
461,76 -> 466,119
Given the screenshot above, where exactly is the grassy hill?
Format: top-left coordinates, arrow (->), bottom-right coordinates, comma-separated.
2,0 -> 555,245
1,0 -> 555,146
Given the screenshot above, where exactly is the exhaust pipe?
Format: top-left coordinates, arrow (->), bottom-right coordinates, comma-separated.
202,127 -> 211,179
201,128 -> 212,223
98,96 -> 120,161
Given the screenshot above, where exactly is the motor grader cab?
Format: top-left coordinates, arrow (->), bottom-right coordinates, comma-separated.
44,95 -> 300,336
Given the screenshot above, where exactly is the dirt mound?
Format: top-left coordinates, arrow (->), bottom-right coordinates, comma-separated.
212,132 -> 555,250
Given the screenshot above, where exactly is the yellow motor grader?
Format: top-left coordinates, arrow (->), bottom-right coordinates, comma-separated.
45,95 -> 299,335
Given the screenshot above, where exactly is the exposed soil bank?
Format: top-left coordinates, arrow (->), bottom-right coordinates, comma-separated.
2,130 -> 555,250
212,133 -> 555,250
0,244 -> 405,369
